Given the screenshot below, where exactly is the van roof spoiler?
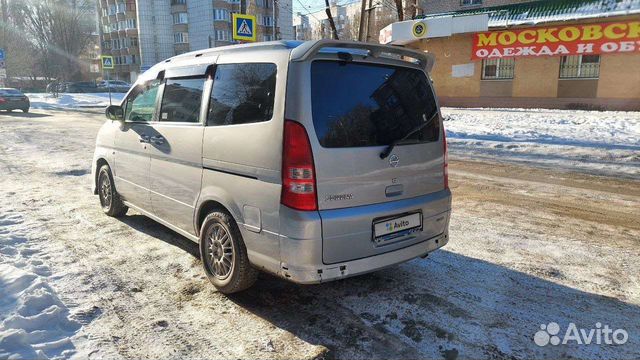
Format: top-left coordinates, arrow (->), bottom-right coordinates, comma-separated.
290,40 -> 435,73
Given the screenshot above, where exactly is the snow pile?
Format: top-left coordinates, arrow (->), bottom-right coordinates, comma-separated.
27,93 -> 125,110
0,212 -> 80,359
442,107 -> 640,178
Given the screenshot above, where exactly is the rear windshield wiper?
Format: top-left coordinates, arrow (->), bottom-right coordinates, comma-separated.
379,111 -> 439,159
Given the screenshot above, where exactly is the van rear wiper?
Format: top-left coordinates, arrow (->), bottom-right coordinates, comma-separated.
379,111 -> 439,159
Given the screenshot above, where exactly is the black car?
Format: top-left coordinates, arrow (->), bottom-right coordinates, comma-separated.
0,88 -> 30,113
64,82 -> 99,93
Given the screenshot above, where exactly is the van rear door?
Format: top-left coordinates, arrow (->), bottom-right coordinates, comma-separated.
310,60 -> 444,209
293,59 -> 449,264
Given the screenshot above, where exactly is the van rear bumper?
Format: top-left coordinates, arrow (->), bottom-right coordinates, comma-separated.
275,191 -> 451,284
279,230 -> 448,284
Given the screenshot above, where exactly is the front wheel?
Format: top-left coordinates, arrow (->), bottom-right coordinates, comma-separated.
97,164 -> 128,217
200,211 -> 257,294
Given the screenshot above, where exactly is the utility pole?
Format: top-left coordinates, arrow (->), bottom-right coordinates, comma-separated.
324,0 -> 339,40
365,0 -> 373,42
394,0 -> 403,21
358,0 -> 367,41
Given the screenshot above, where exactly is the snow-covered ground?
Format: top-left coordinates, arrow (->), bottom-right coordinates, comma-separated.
26,93 -> 125,110
442,107 -> 640,178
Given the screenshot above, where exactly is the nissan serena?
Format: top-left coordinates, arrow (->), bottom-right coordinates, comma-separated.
92,40 -> 451,294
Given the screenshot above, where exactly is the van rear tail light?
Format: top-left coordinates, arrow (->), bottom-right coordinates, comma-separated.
443,126 -> 449,190
281,120 -> 318,211
0,97 -> 5,104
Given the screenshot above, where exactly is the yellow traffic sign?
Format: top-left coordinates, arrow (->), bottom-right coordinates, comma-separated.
101,55 -> 114,70
232,14 -> 257,42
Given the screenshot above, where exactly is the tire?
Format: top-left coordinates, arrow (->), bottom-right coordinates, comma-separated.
200,211 -> 257,294
97,164 -> 128,217
22,108 -> 29,113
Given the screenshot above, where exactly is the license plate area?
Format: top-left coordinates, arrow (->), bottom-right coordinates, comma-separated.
372,211 -> 422,246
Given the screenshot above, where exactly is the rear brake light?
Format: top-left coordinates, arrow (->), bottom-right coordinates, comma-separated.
0,97 -> 5,104
443,126 -> 449,190
281,120 -> 318,211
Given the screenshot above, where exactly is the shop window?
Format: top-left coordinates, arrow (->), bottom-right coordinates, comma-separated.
461,0 -> 482,6
559,55 -> 600,79
481,58 -> 514,80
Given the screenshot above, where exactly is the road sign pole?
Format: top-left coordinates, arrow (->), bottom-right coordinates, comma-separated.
107,70 -> 112,106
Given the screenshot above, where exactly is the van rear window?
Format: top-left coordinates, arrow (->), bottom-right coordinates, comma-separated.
311,61 -> 439,148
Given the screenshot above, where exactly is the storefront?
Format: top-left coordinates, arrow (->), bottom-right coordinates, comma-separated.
380,1 -> 640,111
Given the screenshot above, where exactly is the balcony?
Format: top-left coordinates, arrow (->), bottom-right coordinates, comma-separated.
171,3 -> 187,13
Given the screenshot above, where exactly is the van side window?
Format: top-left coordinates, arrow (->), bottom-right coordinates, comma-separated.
159,77 -> 206,123
207,63 -> 276,126
124,80 -> 161,122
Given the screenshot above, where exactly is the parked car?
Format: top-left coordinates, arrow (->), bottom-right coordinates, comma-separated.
97,80 -> 131,93
64,82 -> 98,93
0,88 -> 30,113
91,40 -> 451,294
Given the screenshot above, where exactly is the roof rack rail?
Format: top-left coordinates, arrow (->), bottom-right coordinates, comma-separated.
290,39 -> 435,72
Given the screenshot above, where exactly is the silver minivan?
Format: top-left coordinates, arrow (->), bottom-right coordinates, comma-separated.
92,40 -> 451,294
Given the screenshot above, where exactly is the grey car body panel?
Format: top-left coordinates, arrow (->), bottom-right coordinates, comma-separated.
92,40 -> 451,284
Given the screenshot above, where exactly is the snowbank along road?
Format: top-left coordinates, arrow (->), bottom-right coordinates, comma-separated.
0,108 -> 639,360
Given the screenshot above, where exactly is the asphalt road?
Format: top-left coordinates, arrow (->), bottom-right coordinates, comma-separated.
1,109 -> 639,360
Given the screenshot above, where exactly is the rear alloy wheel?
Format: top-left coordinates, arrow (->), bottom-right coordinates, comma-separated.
98,164 -> 128,217
200,211 -> 257,294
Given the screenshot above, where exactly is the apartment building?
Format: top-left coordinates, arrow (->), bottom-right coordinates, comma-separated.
98,0 -> 293,82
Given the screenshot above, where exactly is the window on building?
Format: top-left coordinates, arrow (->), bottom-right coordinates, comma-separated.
171,0 -> 187,4
173,12 -> 188,24
262,15 -> 273,26
130,37 -> 138,46
559,55 -> 600,79
126,18 -> 137,29
109,4 -> 117,15
215,30 -> 229,41
263,34 -> 273,41
481,58 -> 515,80
174,32 -> 189,43
159,77 -> 206,123
126,1 -> 136,11
214,9 -> 229,21
125,80 -> 161,122
110,23 -> 118,32
227,0 -> 240,4
117,2 -> 126,13
207,63 -> 277,126
461,0 -> 482,6
257,0 -> 271,8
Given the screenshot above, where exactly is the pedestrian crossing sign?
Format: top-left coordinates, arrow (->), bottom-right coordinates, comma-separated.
232,14 -> 257,42
101,56 -> 114,70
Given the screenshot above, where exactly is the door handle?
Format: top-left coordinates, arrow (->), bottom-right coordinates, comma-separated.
150,136 -> 165,145
138,135 -> 150,143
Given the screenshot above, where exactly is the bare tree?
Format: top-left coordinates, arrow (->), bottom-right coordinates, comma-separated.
13,0 -> 95,81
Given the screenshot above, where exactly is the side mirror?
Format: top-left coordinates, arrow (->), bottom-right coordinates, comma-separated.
105,105 -> 124,121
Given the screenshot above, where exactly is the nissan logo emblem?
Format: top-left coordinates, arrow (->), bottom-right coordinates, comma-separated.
389,154 -> 400,167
